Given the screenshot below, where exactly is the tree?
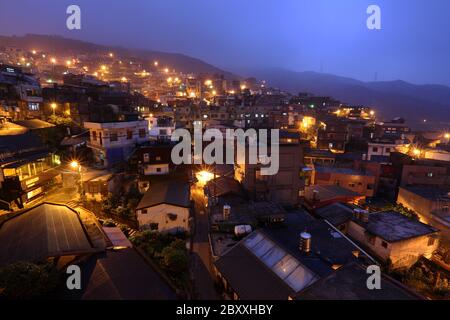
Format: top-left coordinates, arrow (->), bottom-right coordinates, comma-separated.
0,262 -> 61,299
161,247 -> 189,274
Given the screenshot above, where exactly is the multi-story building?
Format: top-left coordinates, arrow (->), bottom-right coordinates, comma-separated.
84,119 -> 149,168
397,186 -> 450,250
0,131 -> 61,208
0,64 -> 43,120
374,117 -> 411,139
235,132 -> 305,206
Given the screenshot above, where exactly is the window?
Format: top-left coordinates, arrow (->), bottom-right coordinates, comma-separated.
143,153 -> 149,163
385,148 -> 391,153
127,130 -> 133,140
372,147 -> 379,153
156,167 -> 162,173
139,129 -> 147,138
428,237 -> 436,246
367,184 -> 374,190
427,172 -> 434,178
110,132 -> 118,142
92,131 -> 97,141
150,223 -> 158,230
141,209 -> 148,214
381,241 -> 388,249
155,156 -> 161,161
159,129 -> 167,136
28,102 -> 39,111
348,183 -> 356,188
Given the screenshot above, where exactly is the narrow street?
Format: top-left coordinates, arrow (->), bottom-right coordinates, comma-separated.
190,185 -> 220,300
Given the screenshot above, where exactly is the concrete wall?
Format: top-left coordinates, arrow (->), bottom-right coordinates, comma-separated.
137,204 -> 189,233
143,164 -> 170,175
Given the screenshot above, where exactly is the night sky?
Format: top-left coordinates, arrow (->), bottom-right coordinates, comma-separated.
1,0 -> 449,86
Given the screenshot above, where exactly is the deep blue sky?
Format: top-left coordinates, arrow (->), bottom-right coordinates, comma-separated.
1,0 -> 449,86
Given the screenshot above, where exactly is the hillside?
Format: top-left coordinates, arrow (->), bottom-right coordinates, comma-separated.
0,34 -> 237,79
252,69 -> 450,129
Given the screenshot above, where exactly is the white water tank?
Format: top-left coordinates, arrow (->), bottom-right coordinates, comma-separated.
299,232 -> 311,253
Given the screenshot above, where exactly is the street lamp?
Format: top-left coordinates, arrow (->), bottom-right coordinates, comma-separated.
51,103 -> 57,116
70,161 -> 84,196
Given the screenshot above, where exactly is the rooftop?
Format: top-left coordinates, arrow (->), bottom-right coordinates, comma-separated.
79,249 -> 177,300
362,211 -> 439,242
136,181 -> 190,210
400,185 -> 450,201
214,210 -> 372,299
315,202 -> 355,226
294,263 -> 419,300
315,165 -> 373,177
0,203 -> 95,266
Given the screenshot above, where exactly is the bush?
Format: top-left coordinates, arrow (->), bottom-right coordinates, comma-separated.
0,262 -> 61,299
161,247 -> 189,274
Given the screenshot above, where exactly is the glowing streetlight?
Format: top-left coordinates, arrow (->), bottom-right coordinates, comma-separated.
164,68 -> 169,73
240,85 -> 246,90
413,148 -> 421,157
51,103 -> 57,116
70,161 -> 80,170
444,133 -> 450,140
66,60 -> 72,66
32,50 -> 37,55
51,58 -> 57,64
121,76 -> 128,82
196,170 -> 215,186
370,110 -> 375,116
101,65 -> 107,71
204,79 -> 212,86
70,161 -> 84,196
109,52 -> 114,58
154,61 -> 159,67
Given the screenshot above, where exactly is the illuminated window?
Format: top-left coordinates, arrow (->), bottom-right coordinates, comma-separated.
28,103 -> 39,111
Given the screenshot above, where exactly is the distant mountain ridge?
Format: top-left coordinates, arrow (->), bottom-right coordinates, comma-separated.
251,69 -> 450,129
1,34 -> 447,129
0,34 -> 238,79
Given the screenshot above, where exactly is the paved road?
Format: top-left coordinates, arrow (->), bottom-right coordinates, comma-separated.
191,186 -> 220,300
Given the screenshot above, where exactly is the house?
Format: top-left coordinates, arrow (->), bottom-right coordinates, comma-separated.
397,186 -> 450,250
346,211 -> 440,269
312,165 -> 377,197
136,181 -> 191,233
0,131 -> 61,208
84,119 -> 149,168
136,144 -> 172,176
213,210 -> 417,300
83,173 -> 119,202
367,138 -> 409,161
